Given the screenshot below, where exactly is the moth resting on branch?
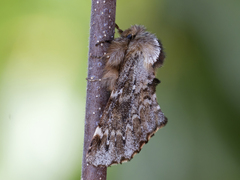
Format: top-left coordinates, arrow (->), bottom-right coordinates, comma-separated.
86,24 -> 168,167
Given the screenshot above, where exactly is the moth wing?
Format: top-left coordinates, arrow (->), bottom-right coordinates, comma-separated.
86,54 -> 167,167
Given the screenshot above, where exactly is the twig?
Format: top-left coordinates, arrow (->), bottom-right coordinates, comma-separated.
81,0 -> 116,180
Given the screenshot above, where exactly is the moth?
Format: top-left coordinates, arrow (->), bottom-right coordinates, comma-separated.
86,24 -> 167,167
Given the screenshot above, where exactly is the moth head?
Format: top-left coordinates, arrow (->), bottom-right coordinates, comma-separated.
119,25 -> 147,41
115,24 -> 164,71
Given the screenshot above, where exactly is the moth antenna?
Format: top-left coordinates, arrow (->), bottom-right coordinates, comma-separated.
115,23 -> 123,35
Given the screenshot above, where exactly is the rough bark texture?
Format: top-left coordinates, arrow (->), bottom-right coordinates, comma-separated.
81,0 -> 116,179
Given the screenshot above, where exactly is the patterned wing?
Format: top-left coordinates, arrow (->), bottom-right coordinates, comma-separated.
86,52 -> 167,167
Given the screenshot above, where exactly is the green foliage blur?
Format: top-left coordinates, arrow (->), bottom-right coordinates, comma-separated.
0,0 -> 239,179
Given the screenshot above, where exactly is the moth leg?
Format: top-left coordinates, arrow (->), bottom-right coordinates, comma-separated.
95,40 -> 112,46
90,54 -> 102,59
95,23 -> 122,46
86,77 -> 102,82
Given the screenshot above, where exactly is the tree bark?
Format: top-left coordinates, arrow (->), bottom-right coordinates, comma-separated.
81,0 -> 116,180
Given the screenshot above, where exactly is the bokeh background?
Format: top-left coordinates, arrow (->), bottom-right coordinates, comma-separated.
0,0 -> 240,179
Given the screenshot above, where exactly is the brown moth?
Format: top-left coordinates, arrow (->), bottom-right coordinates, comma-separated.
86,24 -> 167,167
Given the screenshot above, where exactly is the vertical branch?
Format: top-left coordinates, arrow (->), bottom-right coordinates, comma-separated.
81,0 -> 116,180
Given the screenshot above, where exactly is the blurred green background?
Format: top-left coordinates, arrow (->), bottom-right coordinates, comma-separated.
0,0 -> 240,179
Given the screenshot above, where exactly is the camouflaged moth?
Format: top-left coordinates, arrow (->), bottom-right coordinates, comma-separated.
86,24 -> 168,167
